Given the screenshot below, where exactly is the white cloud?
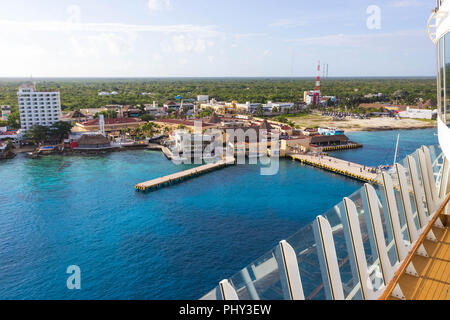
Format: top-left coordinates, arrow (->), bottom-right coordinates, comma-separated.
148,0 -> 172,12
178,58 -> 188,65
163,34 -> 215,54
69,33 -> 138,57
0,19 -> 217,35
285,29 -> 427,46
269,19 -> 305,28
390,0 -> 426,7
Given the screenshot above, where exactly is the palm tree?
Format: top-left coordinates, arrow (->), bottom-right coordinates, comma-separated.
141,122 -> 157,138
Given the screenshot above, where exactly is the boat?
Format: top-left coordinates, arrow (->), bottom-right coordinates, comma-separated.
318,127 -> 345,136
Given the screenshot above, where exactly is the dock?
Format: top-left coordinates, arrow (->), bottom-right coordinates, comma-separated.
321,143 -> 362,152
135,157 -> 236,192
147,144 -> 173,160
290,153 -> 381,184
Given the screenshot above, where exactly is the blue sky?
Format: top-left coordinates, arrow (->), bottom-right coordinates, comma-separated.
0,0 -> 437,77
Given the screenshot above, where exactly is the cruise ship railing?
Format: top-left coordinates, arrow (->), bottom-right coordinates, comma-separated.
201,145 -> 448,300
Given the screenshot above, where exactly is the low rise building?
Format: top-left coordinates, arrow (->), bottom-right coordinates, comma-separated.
72,133 -> 112,150
304,90 -> 321,105
79,108 -> 107,119
63,110 -> 89,123
197,95 -> 209,103
398,107 -> 438,120
263,101 -> 295,113
74,118 -> 145,133
145,102 -> 167,117
154,119 -> 219,133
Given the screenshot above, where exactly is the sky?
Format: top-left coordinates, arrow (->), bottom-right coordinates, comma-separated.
0,0 -> 438,77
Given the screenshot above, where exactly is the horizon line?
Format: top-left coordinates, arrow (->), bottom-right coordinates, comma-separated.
0,75 -> 436,80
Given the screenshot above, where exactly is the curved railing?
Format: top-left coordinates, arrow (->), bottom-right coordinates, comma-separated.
201,145 -> 447,300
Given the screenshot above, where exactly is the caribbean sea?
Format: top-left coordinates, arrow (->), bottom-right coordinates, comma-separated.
0,128 -> 438,299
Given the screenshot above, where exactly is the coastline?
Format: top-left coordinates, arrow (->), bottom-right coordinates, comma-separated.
343,124 -> 436,133
286,115 -> 436,133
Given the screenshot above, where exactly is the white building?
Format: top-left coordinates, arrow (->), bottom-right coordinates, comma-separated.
197,95 -> 210,103
304,90 -> 321,105
398,107 -> 437,120
171,130 -> 217,160
263,101 -> 294,113
17,83 -> 62,131
236,102 -> 261,113
145,102 -> 167,117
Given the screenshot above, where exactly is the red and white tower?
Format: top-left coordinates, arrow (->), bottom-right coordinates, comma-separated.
315,61 -> 321,91
313,61 -> 321,105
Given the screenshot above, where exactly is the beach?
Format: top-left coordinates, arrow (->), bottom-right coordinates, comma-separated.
287,114 -> 436,132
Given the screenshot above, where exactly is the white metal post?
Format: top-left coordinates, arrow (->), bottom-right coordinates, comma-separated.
276,240 -> 305,300
219,279 -> 239,300
315,215 -> 345,300
439,157 -> 450,200
240,268 -> 260,300
417,149 -> 437,215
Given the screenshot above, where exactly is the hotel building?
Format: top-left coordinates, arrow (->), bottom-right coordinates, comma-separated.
17,83 -> 62,131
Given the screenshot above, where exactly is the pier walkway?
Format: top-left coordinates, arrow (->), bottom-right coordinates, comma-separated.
320,142 -> 362,152
147,144 -> 173,160
135,157 -> 235,192
290,153 -> 381,184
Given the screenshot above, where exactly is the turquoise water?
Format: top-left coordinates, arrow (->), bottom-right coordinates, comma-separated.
0,128 -> 438,299
330,128 -> 439,166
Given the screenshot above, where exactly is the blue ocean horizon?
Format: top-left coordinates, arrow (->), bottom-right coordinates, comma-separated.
0,128 -> 438,299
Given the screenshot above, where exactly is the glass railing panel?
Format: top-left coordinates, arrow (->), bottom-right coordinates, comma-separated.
429,145 -> 444,190
322,201 -> 363,300
228,248 -> 286,300
410,151 -> 430,217
374,182 -> 400,267
347,188 -> 384,293
399,156 -> 426,226
396,157 -> 418,240
201,286 -> 221,300
286,222 -> 326,300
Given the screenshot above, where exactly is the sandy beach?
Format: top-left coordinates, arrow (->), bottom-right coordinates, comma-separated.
287,114 -> 436,132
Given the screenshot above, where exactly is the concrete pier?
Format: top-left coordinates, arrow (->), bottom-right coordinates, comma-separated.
146,144 -> 173,160
290,153 -> 381,184
321,143 -> 362,152
135,157 -> 236,192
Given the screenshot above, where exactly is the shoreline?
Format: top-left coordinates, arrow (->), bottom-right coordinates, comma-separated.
343,124 -> 436,133
284,115 -> 437,133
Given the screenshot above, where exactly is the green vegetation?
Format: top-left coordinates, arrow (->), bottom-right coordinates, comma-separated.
139,114 -> 154,121
94,109 -> 117,119
7,111 -> 20,129
0,78 -> 436,123
25,121 -> 73,144
198,107 -> 214,118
